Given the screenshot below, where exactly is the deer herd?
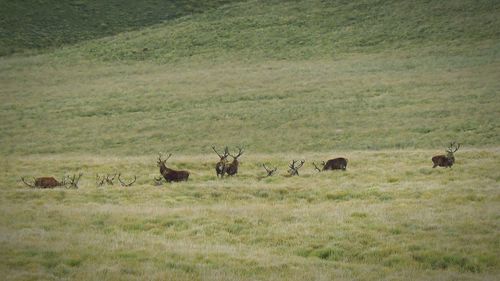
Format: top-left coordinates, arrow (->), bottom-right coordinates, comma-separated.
20,142 -> 461,188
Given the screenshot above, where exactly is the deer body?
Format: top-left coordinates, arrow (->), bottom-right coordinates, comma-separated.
157,153 -> 189,182
323,158 -> 348,171
212,146 -> 229,178
226,147 -> 244,176
432,142 -> 460,168
34,177 -> 64,188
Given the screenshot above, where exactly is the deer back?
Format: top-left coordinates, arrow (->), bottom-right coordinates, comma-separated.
324,158 -> 348,170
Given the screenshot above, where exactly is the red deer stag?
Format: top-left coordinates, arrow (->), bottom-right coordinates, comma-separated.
157,153 -> 190,182
21,176 -> 66,188
212,146 -> 229,178
287,160 -> 305,176
226,147 -> 244,176
313,157 -> 348,172
432,142 -> 461,168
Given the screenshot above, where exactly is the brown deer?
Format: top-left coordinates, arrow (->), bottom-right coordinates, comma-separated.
287,160 -> 305,176
313,157 -> 348,172
226,147 -> 244,176
21,176 -> 66,188
432,142 -> 461,168
118,174 -> 137,187
157,153 -> 190,182
212,146 -> 229,178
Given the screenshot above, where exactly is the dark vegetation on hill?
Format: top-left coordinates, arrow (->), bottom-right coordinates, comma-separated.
0,0 -> 236,56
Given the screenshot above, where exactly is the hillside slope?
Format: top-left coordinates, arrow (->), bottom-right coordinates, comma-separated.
0,0 -> 499,155
0,0 -> 237,56
69,0 -> 500,62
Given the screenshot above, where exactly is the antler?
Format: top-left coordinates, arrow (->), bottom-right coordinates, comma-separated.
105,173 -> 116,185
21,177 -> 36,188
66,173 -> 83,188
153,176 -> 164,185
96,174 -> 106,186
229,147 -> 244,159
288,160 -> 305,176
447,142 -> 461,153
262,164 -> 277,177
118,174 -> 137,187
312,162 -> 323,173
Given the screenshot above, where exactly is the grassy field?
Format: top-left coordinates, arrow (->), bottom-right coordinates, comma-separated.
1,0 -> 499,280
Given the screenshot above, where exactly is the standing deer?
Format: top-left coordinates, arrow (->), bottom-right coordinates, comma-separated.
313,157 -> 348,172
432,142 -> 461,168
212,146 -> 229,178
21,176 -> 66,188
226,147 -> 244,176
157,153 -> 190,182
287,160 -> 305,176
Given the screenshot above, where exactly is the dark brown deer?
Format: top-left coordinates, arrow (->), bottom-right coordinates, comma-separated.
313,157 -> 348,172
157,153 -> 190,182
212,146 -> 229,178
287,160 -> 305,176
432,142 -> 461,168
21,176 -> 66,188
226,147 -> 244,176
118,174 -> 137,187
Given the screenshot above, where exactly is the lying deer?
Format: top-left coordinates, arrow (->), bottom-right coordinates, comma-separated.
432,142 -> 460,168
313,157 -> 348,172
287,160 -> 305,176
21,176 -> 66,188
118,174 -> 137,187
257,164 -> 277,180
21,173 -> 82,188
157,153 -> 190,182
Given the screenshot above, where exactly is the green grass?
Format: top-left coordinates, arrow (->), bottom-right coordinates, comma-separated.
1,150 -> 499,280
1,0 -> 500,280
0,0 -> 237,56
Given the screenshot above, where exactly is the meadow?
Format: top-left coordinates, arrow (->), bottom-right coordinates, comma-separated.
1,0 -> 499,280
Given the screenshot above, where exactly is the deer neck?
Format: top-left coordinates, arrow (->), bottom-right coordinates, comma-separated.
160,163 -> 173,174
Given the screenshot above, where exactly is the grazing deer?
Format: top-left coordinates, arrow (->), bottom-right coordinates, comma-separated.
212,146 -> 229,178
226,147 -> 244,176
21,176 -> 66,188
432,142 -> 461,168
157,153 -> 190,182
287,160 -> 305,176
118,174 -> 137,187
313,157 -> 348,172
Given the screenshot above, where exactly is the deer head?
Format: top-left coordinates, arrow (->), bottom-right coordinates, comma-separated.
212,146 -> 229,161
288,160 -> 305,176
66,173 -> 83,188
157,153 -> 172,168
229,147 -> 244,162
262,164 -> 277,177
445,142 -> 460,158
